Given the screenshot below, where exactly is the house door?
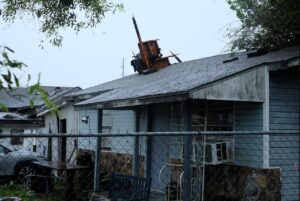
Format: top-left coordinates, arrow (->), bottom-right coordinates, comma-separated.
59,119 -> 67,162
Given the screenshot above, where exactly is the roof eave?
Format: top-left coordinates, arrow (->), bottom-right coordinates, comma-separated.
37,101 -> 70,117
0,120 -> 44,128
74,92 -> 189,110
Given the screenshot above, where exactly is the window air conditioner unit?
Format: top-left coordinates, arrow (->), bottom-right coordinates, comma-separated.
193,140 -> 232,165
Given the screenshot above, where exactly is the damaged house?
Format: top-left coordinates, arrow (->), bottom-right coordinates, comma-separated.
66,42 -> 299,201
59,18 -> 299,201
36,86 -> 135,164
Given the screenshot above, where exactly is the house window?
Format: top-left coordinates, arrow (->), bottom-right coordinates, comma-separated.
10,129 -> 24,145
217,143 -> 227,160
102,110 -> 113,133
170,102 -> 184,160
171,101 -> 234,131
169,101 -> 233,161
101,110 -> 113,149
192,101 -> 233,131
170,102 -> 184,131
191,101 -> 206,131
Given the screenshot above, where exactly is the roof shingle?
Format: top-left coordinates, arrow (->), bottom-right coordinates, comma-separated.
70,46 -> 299,107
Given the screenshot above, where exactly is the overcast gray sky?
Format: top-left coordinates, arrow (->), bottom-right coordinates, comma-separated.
0,0 -> 239,89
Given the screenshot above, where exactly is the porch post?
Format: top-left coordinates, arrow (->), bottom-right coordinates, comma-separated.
133,106 -> 140,176
94,109 -> 103,192
263,66 -> 270,168
146,105 -> 153,178
183,100 -> 192,201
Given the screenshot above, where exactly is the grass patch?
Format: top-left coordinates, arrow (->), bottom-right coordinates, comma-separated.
0,183 -> 66,201
0,185 -> 30,200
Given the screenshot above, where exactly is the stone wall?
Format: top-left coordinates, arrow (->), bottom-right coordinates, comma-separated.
77,149 -> 145,191
77,149 -> 145,177
100,151 -> 144,177
204,164 -> 281,201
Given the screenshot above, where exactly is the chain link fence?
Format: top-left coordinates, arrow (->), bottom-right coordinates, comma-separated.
0,131 -> 299,201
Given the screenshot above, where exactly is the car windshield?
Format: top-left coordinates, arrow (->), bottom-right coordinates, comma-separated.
0,144 -> 12,154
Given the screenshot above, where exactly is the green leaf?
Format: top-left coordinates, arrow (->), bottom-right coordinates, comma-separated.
2,73 -> 12,84
28,85 -> 37,95
27,74 -> 31,82
2,52 -> 9,60
8,84 -> 12,91
0,103 -> 8,112
29,99 -> 34,108
14,74 -> 19,87
0,0 -> 123,47
226,0 -> 299,50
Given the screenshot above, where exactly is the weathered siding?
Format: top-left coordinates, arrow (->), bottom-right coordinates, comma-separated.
269,68 -> 299,131
234,102 -> 264,168
78,109 -> 136,153
269,67 -> 299,201
38,104 -> 78,161
78,110 -> 98,150
109,110 -> 136,154
57,104 -> 78,162
269,135 -> 299,201
138,106 -> 148,157
42,112 -> 57,160
190,67 -> 265,102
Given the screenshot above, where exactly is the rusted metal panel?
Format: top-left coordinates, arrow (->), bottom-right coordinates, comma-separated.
189,67 -> 265,102
131,17 -> 171,74
150,57 -> 170,69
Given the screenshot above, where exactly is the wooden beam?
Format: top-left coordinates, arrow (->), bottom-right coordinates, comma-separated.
133,106 -> 140,176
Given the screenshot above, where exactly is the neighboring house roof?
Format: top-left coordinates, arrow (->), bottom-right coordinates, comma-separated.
72,46 -> 299,108
0,112 -> 44,128
37,87 -> 82,116
0,86 -> 79,110
0,112 -> 26,120
0,86 -> 81,127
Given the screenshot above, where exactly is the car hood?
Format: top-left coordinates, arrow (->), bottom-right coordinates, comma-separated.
7,150 -> 44,159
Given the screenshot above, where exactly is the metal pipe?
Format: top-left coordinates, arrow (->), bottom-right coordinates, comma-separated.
132,16 -> 150,68
201,135 -> 206,201
133,106 -> 140,176
132,16 -> 143,45
93,109 -> 103,192
0,131 -> 298,138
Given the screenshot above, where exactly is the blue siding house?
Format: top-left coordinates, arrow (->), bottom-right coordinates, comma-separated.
269,67 -> 299,201
77,109 -> 136,153
68,46 -> 299,200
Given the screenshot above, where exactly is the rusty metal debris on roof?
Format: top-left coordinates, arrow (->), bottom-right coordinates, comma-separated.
131,17 -> 180,74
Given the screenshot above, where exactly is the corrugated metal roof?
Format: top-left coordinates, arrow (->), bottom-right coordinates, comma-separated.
0,86 -> 75,109
71,46 -> 298,107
